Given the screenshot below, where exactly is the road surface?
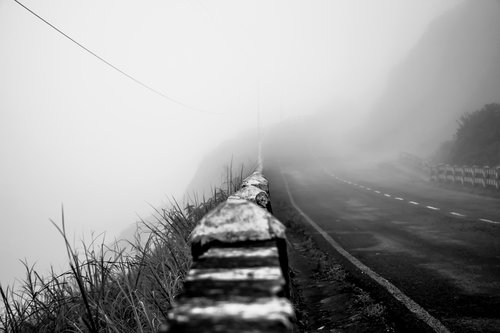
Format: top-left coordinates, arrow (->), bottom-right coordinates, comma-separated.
265,153 -> 500,333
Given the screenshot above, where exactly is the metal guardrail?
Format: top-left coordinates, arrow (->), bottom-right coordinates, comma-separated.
160,172 -> 294,332
430,164 -> 500,189
399,152 -> 500,190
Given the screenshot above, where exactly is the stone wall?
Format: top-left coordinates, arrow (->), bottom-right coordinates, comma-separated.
161,171 -> 294,332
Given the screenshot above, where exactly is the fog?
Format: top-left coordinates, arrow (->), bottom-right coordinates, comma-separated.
0,0 -> 461,286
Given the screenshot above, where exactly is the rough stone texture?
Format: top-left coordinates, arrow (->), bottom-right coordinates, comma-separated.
199,247 -> 279,259
168,297 -> 294,333
190,199 -> 285,257
193,246 -> 280,269
228,185 -> 270,210
188,243 -> 290,299
183,266 -> 286,298
242,172 -> 269,193
187,267 -> 283,281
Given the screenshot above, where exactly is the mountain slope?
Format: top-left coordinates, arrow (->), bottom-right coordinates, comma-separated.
364,0 -> 500,156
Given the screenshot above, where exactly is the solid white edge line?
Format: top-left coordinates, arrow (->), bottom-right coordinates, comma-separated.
279,169 -> 451,333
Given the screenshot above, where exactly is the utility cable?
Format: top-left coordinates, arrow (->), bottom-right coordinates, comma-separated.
13,0 -> 224,115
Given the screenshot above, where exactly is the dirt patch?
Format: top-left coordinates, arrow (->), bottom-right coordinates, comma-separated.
275,200 -> 396,333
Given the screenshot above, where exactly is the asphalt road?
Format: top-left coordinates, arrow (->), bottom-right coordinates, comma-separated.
264,154 -> 500,333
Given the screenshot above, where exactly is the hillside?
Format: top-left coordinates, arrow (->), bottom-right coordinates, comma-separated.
184,131 -> 259,200
363,0 -> 500,157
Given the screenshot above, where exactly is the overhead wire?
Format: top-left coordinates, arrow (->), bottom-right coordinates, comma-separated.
13,0 -> 224,115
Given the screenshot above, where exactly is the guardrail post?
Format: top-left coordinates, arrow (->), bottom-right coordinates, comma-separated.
496,167 -> 500,190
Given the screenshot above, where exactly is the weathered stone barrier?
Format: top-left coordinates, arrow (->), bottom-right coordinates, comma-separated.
160,172 -> 294,332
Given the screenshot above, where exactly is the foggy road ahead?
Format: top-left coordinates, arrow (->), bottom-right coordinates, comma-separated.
265,155 -> 500,333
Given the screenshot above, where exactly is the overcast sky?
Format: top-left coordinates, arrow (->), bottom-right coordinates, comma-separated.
0,0 -> 461,286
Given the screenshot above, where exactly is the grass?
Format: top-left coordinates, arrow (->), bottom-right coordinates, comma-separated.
0,162 -> 251,333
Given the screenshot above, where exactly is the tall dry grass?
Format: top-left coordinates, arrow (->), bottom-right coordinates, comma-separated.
0,163 -> 250,332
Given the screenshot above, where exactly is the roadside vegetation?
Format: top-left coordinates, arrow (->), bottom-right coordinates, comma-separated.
434,103 -> 500,166
0,163 -> 250,333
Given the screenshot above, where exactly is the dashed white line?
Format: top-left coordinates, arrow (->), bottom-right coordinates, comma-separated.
449,212 -> 466,217
322,167 -> 499,227
479,218 -> 500,224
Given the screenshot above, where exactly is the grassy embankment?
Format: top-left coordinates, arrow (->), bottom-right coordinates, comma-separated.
0,163 -> 249,333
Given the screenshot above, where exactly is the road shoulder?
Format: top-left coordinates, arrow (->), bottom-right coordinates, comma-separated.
277,199 -> 396,332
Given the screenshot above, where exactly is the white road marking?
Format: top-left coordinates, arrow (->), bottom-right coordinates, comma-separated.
318,164 -> 499,227
280,169 -> 451,333
479,218 -> 500,224
449,212 -> 466,217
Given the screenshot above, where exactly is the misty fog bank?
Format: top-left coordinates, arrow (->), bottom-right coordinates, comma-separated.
259,0 -> 500,172
360,0 -> 500,159
1,0 -> 466,287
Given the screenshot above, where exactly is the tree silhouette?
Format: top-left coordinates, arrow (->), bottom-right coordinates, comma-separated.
449,103 -> 500,166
